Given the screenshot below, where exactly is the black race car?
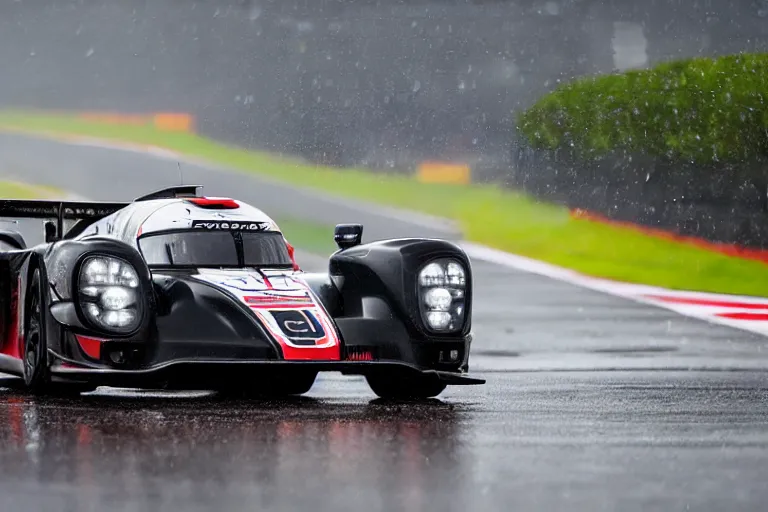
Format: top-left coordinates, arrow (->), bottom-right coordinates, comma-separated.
0,186 -> 484,399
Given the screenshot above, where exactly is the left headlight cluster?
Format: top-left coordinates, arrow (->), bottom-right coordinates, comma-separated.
418,258 -> 467,333
78,256 -> 142,333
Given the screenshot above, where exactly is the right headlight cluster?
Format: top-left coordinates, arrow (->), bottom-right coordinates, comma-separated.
78,256 -> 142,333
417,258 -> 467,333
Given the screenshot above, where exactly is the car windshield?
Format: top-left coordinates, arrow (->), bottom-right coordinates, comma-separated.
138,231 -> 293,268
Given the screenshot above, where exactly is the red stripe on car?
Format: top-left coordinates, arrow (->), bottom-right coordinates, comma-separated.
186,197 -> 239,209
1,277 -> 22,360
75,335 -> 104,360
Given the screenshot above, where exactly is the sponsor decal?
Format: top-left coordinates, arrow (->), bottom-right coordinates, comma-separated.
270,310 -> 325,345
63,206 -> 120,217
192,220 -> 269,231
195,271 -> 304,294
244,293 -> 310,304
192,269 -> 341,358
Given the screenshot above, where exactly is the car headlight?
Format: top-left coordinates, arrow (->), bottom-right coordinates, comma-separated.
78,256 -> 142,333
418,258 -> 467,333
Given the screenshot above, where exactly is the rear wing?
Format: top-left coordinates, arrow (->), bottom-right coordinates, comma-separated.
0,185 -> 204,240
0,199 -> 129,239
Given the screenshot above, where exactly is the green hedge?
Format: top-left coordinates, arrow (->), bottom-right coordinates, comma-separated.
518,53 -> 768,164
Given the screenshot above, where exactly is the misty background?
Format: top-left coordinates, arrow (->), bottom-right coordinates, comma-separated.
1,0 -> 766,178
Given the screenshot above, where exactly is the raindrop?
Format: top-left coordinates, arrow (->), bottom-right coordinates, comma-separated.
545,1 -> 560,15
85,48 -> 94,58
412,80 -> 421,93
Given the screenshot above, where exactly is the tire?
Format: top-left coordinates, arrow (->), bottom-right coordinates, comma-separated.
217,371 -> 318,399
22,268 -> 50,394
22,269 -> 95,397
366,374 -> 447,400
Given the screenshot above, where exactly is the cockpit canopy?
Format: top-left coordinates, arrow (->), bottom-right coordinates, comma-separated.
138,229 -> 294,268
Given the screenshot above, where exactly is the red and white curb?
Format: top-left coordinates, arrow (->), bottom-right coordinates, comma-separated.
461,242 -> 768,337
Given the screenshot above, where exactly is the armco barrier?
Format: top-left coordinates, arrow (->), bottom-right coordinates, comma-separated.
416,162 -> 471,185
153,113 -> 195,133
78,112 -> 195,133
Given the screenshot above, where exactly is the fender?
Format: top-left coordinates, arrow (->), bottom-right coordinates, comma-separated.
329,238 -> 473,340
43,236 -> 156,341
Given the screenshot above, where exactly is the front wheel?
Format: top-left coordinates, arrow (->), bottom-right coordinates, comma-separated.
23,269 -> 50,394
366,374 -> 447,400
22,269 -> 94,397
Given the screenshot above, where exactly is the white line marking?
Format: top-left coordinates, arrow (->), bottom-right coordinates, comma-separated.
469,353 -> 768,372
461,242 -> 768,337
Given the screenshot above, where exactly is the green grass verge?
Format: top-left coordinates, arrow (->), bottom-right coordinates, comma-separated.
2,109 -> 768,296
273,216 -> 337,256
0,179 -> 61,199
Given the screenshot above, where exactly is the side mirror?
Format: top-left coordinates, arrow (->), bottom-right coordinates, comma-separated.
334,224 -> 363,250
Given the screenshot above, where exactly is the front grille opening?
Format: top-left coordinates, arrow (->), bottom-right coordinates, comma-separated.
102,342 -> 145,368
418,343 -> 465,370
345,346 -> 379,361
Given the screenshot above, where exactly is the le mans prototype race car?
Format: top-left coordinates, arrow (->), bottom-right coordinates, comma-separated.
0,186 -> 484,399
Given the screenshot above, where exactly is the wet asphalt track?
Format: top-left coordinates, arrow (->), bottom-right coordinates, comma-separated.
2,371 -> 768,512
2,133 -> 768,510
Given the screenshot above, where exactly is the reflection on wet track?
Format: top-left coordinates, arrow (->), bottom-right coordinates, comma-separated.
3,371 -> 768,511
0,375 -> 473,512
